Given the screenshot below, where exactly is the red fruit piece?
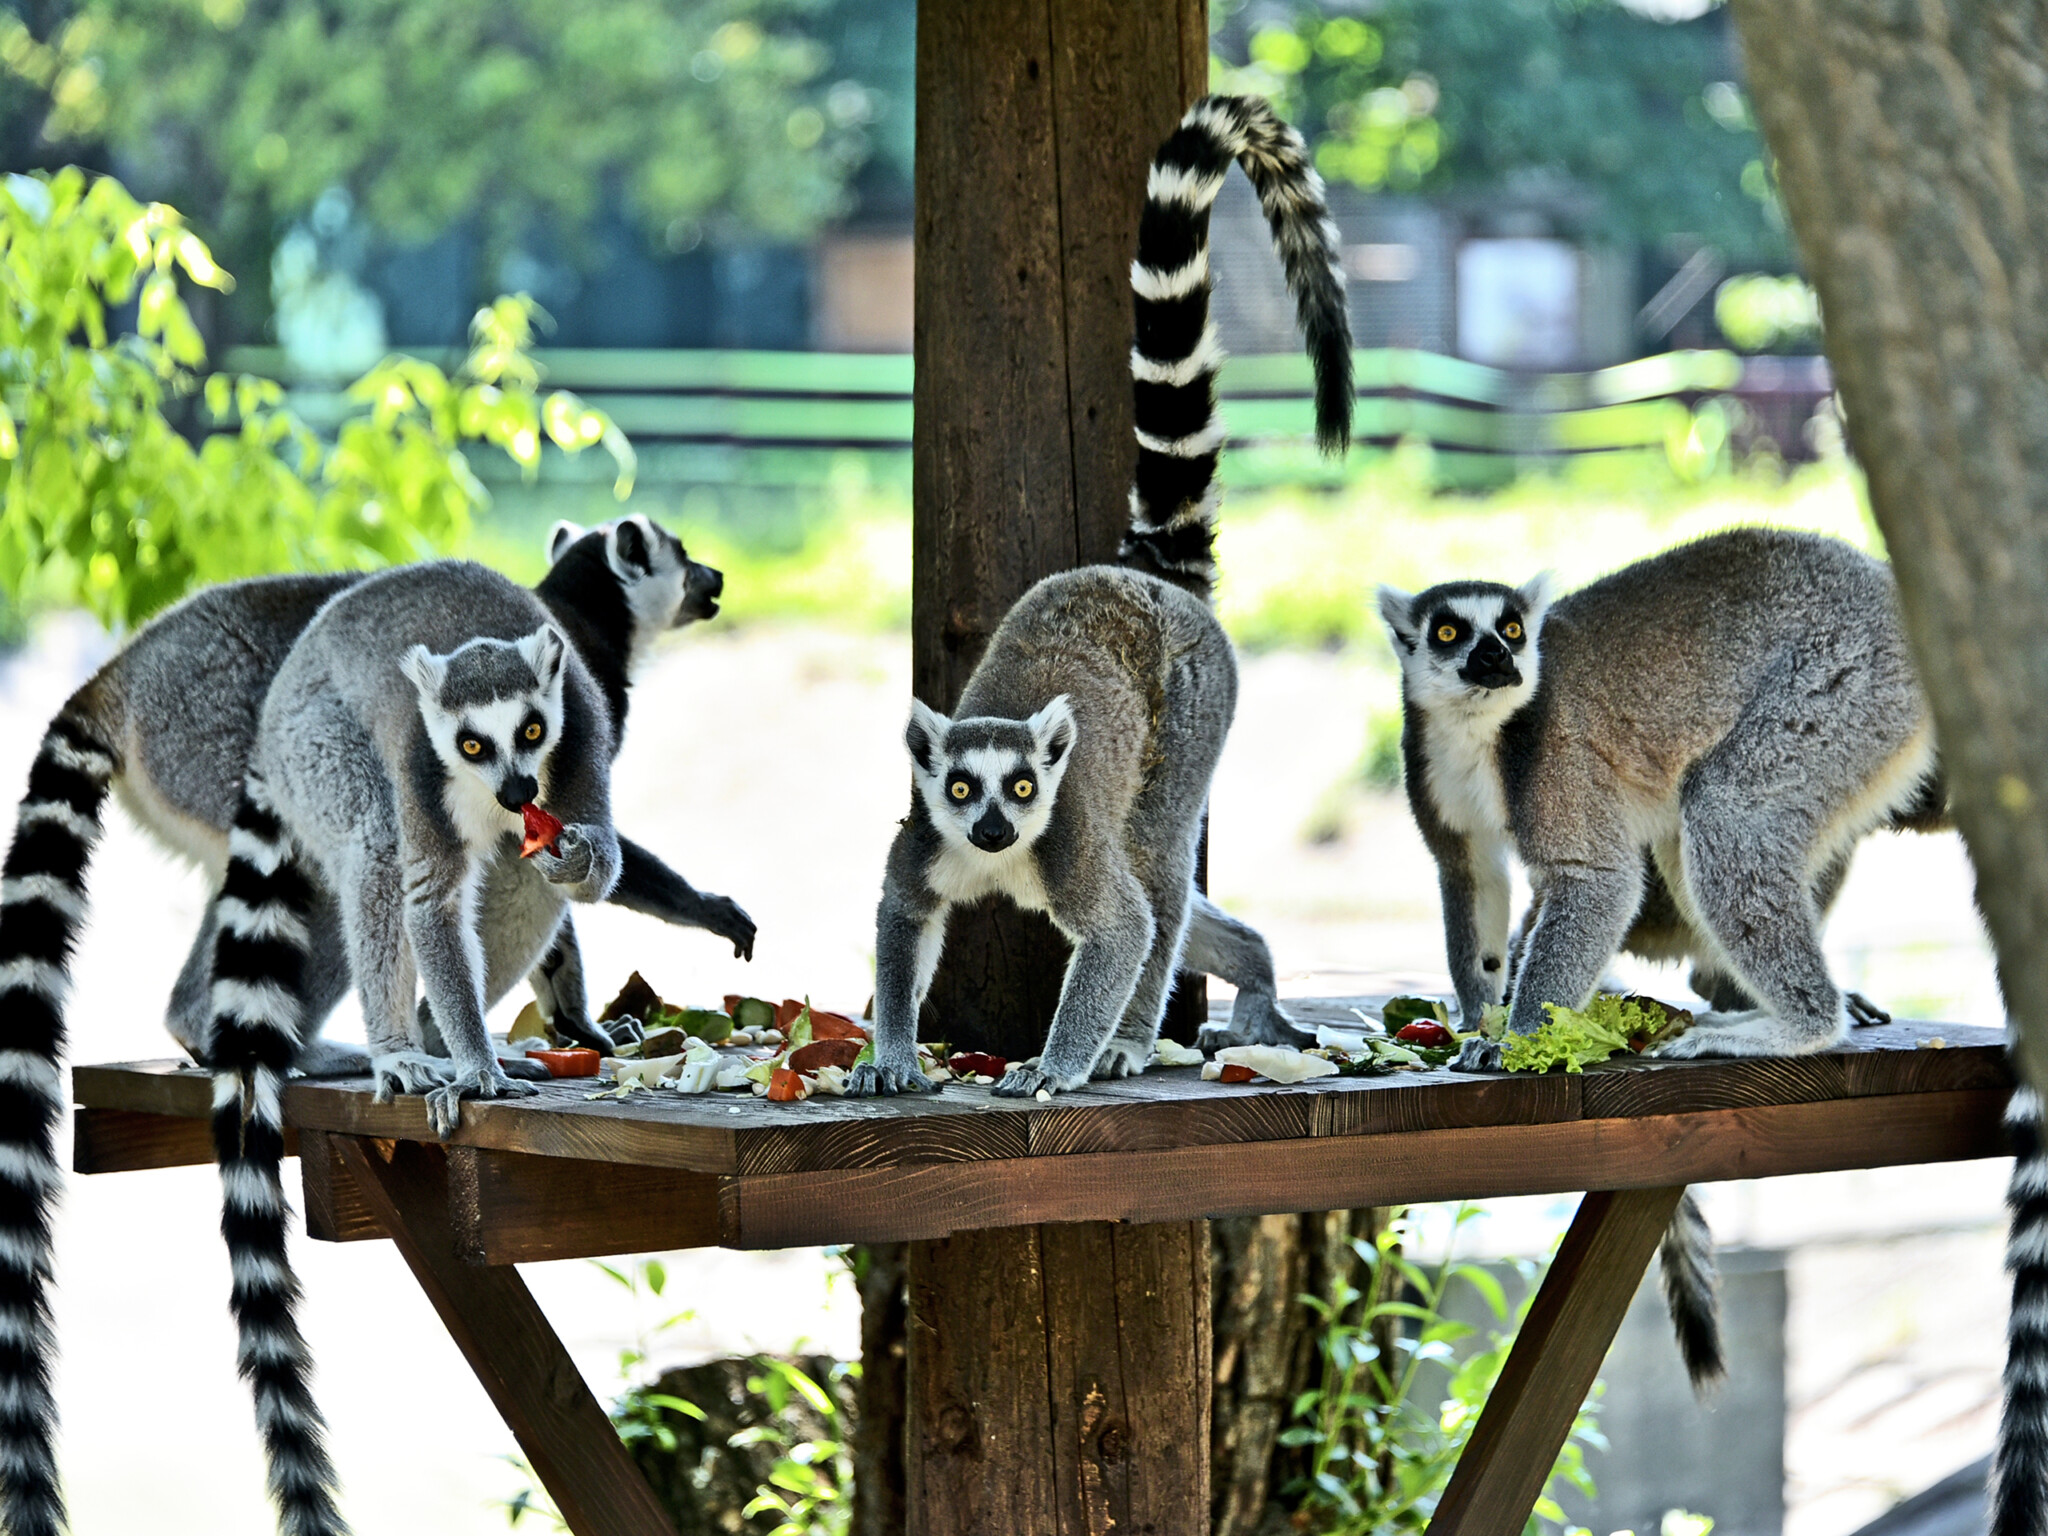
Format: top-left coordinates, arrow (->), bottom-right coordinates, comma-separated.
1218,1063 -> 1258,1083
947,1052 -> 1008,1079
1396,1022 -> 1454,1048
520,802 -> 564,859
529,1047 -> 599,1078
787,1038 -> 864,1073
809,1009 -> 868,1041
766,1066 -> 806,1102
774,999 -> 806,1029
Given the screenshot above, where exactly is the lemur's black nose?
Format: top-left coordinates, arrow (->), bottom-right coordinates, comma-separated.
499,774 -> 539,813
701,565 -> 724,598
970,807 -> 1016,852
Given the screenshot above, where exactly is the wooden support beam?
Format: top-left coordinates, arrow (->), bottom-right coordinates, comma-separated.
444,1145 -> 722,1265
906,1220 -> 1209,1535
299,1130 -> 386,1244
72,1107 -> 279,1174
334,1137 -> 677,1536
1430,1187 -> 1686,1536
912,0 -> 1208,1057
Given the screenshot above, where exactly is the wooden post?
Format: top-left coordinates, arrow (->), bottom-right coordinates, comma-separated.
912,0 -> 1207,1058
1429,1186 -> 1686,1536
905,1221 -> 1210,1536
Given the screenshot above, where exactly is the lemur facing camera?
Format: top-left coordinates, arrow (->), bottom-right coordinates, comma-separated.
0,516 -> 748,1536
1379,526 -> 1944,1388
849,93 -> 1352,1102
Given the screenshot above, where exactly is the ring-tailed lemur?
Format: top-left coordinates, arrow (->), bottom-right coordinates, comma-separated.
1378,526 -> 1942,1388
849,94 -> 1351,1101
0,514 -> 748,1536
203,565 -> 632,1534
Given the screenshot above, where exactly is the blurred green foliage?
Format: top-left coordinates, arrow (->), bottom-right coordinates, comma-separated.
1212,0 -> 1789,268
1713,272 -> 1821,353
0,0 -> 877,330
0,167 -> 630,628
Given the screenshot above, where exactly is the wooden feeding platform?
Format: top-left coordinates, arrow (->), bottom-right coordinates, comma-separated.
73,1000 -> 2012,1536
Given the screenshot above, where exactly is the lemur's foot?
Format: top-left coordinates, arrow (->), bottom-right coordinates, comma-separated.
423,1066 -> 541,1140
845,1058 -> 937,1098
1196,993 -> 1315,1054
992,1063 -> 1087,1098
293,1040 -> 373,1079
1650,1007 -> 1844,1059
1089,1038 -> 1151,1080
1846,991 -> 1891,1027
699,894 -> 757,961
1449,1038 -> 1505,1073
371,1051 -> 457,1102
496,1055 -> 550,1082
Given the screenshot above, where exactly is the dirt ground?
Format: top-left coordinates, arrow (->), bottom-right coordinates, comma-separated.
1,614 -> 2007,1535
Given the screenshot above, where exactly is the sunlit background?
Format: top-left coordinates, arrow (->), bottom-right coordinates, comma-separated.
0,0 -> 2005,1533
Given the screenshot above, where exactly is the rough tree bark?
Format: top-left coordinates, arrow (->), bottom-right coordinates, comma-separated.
1728,3 -> 2048,1082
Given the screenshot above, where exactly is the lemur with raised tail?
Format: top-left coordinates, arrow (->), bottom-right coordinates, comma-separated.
201,563 -> 634,1534
0,515 -> 747,1536
1378,526 -> 1943,1389
849,94 -> 1351,1101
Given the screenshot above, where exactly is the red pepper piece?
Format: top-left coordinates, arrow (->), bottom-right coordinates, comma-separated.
1396,1022 -> 1454,1048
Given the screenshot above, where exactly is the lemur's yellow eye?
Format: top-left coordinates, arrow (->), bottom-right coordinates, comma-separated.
460,738 -> 483,757
950,780 -> 970,800
1014,779 -> 1033,799
1502,621 -> 1523,641
1436,623 -> 1458,643
524,722 -> 543,742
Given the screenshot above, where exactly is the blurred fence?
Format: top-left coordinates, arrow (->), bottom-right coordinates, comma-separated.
221,346 -> 1833,493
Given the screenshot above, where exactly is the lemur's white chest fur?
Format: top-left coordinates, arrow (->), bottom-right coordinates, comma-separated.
926,839 -> 1051,912
1420,700 -> 1515,838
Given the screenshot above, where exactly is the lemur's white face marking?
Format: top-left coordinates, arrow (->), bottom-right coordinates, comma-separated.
547,514 -> 725,677
905,696 -> 1077,856
401,626 -> 568,847
1378,575 -> 1553,722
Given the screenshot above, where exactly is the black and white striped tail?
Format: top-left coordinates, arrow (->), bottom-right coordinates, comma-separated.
1996,1081 -> 2048,1536
1121,93 -> 1353,598
0,713 -> 114,1536
1657,1187 -> 1725,1390
207,777 -> 348,1536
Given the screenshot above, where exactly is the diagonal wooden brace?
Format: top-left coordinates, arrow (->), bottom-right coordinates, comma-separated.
332,1135 -> 678,1536
1430,1184 -> 1688,1536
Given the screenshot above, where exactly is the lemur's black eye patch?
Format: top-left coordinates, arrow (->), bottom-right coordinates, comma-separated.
1500,615 -> 1525,644
458,729 -> 494,761
1428,614 -> 1467,649
947,774 -> 976,803
521,714 -> 546,745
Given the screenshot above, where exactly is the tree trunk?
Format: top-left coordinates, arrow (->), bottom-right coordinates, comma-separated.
1728,2 -> 2048,1082
911,0 -> 1208,1059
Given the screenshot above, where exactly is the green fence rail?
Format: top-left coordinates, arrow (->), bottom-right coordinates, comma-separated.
220,345 -> 1824,493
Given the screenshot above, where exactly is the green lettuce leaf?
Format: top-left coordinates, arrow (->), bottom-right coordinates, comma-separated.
1502,995 -> 1683,1074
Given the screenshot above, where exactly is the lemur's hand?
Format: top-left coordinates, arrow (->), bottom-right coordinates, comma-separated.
697,892 -> 757,960
531,824 -> 596,887
423,1065 -> 540,1140
1449,1037 -> 1505,1073
846,1054 -> 937,1097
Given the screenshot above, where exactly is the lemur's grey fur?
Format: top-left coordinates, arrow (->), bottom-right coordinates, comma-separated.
1379,526 -> 1942,1389
198,566 -> 629,1532
0,515 -> 751,1536
850,94 -> 1351,1102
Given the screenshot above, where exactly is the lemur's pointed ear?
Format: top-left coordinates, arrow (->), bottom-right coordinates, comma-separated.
1377,586 -> 1418,652
399,645 -> 447,702
520,625 -> 568,691
1030,695 -> 1077,768
1517,571 -> 1556,621
906,698 -> 950,774
547,521 -> 586,565
606,515 -> 656,579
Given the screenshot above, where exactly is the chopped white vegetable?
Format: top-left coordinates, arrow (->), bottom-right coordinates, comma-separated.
1214,1046 -> 1337,1084
974,1073 -> 994,1085
1316,1024 -> 1375,1054
729,1028 -> 757,1046
671,1058 -> 720,1094
1201,1060 -> 1223,1081
604,1054 -> 683,1087
810,1065 -> 850,1096
1035,1088 -> 1051,1103
714,1062 -> 755,1091
758,1028 -> 785,1047
1150,1039 -> 1205,1068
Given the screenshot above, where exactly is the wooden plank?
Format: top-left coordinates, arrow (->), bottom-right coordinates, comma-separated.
717,1088 -> 2009,1248
1430,1188 -> 1685,1536
334,1137 -> 677,1536
907,1227 -> 1061,1535
299,1131 -> 387,1244
72,1107 -> 262,1174
445,1146 -> 723,1264
1040,1221 -> 1211,1536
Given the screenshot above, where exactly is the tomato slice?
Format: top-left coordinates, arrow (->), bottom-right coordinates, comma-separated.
1395,1022 -> 1454,1048
1218,1063 -> 1258,1083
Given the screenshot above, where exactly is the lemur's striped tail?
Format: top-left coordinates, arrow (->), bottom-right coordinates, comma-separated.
1121,93 -> 1352,598
0,713 -> 115,1536
207,778 -> 348,1536
1657,1187 -> 1725,1390
1995,1081 -> 2048,1536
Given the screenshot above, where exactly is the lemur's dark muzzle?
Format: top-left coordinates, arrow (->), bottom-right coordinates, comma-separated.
499,773 -> 540,813
969,806 -> 1017,852
680,562 -> 723,623
1460,636 -> 1519,690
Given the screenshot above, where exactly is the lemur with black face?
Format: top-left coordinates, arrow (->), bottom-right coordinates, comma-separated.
0,515 -> 749,1536
1378,526 -> 1944,1389
849,94 -> 1352,1101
